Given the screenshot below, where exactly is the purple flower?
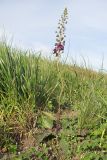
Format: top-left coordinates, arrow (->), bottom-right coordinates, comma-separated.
53,8 -> 68,57
57,43 -> 64,51
53,43 -> 64,56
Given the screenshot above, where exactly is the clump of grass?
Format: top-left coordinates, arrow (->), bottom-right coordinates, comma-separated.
0,41 -> 107,159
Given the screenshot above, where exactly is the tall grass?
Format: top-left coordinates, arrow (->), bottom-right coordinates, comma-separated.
0,42 -> 107,156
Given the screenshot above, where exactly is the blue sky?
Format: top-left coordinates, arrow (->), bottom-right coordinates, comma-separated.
0,0 -> 107,70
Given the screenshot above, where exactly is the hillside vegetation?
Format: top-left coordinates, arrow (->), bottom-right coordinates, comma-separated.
0,43 -> 107,160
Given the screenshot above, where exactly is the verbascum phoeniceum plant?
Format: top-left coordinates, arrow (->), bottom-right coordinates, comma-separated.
53,8 -> 68,57
52,8 -> 68,124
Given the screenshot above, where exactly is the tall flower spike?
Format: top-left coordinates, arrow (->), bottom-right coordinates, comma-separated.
53,8 -> 68,57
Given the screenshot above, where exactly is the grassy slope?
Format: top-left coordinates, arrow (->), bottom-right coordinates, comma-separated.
0,43 -> 107,159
